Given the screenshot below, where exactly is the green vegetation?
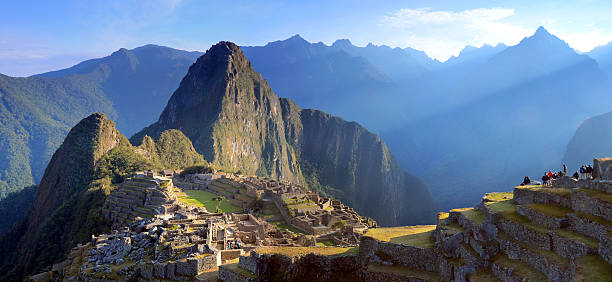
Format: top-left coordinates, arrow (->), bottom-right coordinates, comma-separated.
493,254 -> 547,282
496,232 -> 568,268
178,190 -> 242,213
365,225 -> 436,248
331,220 -> 347,229
94,146 -> 155,183
273,223 -> 307,234
367,263 -> 440,281
0,185 -> 36,236
515,186 -> 572,197
574,254 -> 612,281
254,246 -> 358,257
223,263 -> 257,279
525,203 -> 572,218
316,240 -> 338,247
483,192 -> 513,202
554,229 -> 599,249
576,188 -> 612,203
179,164 -> 214,176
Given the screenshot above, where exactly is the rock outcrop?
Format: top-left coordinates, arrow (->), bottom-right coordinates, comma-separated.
132,41 -> 436,226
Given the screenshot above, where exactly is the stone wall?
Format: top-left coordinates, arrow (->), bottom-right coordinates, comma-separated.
236,252 -> 363,282
572,190 -> 612,221
358,236 -> 439,272
513,187 -> 572,208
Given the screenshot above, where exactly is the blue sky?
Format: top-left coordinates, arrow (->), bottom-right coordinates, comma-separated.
2,0 -> 612,76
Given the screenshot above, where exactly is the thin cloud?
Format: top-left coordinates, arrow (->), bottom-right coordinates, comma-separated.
379,7 -> 531,61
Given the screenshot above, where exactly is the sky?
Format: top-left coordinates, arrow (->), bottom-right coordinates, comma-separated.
2,0 -> 612,77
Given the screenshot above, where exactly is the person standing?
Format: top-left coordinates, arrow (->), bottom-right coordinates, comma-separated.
563,164 -> 567,176
580,165 -> 586,179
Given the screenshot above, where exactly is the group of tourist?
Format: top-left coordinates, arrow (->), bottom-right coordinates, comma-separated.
540,170 -> 565,187
579,165 -> 594,180
226,238 -> 242,249
520,163 -> 596,187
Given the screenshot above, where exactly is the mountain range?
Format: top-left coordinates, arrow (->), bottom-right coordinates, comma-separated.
3,25 -> 612,218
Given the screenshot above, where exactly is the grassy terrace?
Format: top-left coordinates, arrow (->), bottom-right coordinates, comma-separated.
493,254 -> 547,282
223,263 -> 256,279
452,207 -> 485,225
496,232 -> 569,268
514,186 -> 572,197
574,255 -> 612,281
367,263 -> 440,281
254,246 -> 358,257
483,192 -> 513,202
525,203 -> 572,218
576,188 -> 612,203
575,210 -> 612,227
364,225 -> 436,248
178,190 -> 243,213
272,222 -> 307,234
440,222 -> 465,235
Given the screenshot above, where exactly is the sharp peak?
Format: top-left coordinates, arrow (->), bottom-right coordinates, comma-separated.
332,38 -> 353,47
535,26 -> 551,36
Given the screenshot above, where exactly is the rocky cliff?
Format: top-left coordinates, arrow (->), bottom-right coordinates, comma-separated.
132,42 -> 436,226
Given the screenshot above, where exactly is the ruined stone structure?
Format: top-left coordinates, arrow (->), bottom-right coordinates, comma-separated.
101,174 -> 177,228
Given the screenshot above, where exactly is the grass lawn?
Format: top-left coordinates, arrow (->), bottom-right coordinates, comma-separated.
364,225 -> 436,248
316,240 -> 338,247
273,222 -> 307,234
178,190 -> 243,213
254,246 -> 358,257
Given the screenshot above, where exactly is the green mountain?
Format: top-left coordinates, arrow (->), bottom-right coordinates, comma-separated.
133,42 -> 436,226
0,45 -> 199,198
0,113 -> 204,280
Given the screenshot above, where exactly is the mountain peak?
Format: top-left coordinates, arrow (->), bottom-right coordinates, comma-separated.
331,39 -> 353,49
535,26 -> 551,36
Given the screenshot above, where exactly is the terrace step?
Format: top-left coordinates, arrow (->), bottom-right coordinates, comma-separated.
516,203 -> 570,229
572,188 -> 612,222
365,263 -> 440,282
567,212 -> 612,241
496,232 -> 571,282
573,254 -> 612,281
491,254 -> 547,282
513,186 -> 572,208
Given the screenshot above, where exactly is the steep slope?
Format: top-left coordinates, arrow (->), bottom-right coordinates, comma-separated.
0,113 -> 130,279
0,113 -> 205,280
0,185 -> 36,236
133,41 -> 436,226
0,45 -> 199,199
563,110 -> 612,169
